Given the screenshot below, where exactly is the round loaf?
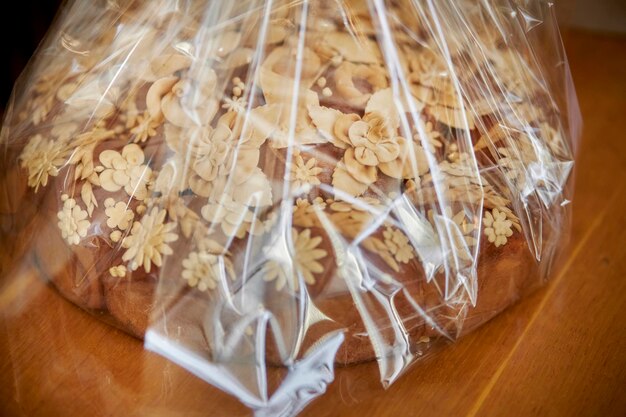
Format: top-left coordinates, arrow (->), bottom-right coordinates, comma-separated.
1,0 -> 572,366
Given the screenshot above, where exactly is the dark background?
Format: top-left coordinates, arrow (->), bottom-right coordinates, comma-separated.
1,0 -> 63,109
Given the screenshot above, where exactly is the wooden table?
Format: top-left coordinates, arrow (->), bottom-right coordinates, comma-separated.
1,29 -> 625,417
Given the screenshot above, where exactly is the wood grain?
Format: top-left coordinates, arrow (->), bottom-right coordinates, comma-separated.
1,29 -> 625,417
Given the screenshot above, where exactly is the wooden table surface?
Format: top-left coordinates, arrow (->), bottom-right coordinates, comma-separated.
1,30 -> 625,417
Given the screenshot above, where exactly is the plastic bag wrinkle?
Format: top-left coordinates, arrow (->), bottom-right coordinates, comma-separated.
0,0 -> 579,415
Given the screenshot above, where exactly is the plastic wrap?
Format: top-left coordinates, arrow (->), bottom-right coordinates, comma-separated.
0,0 -> 580,415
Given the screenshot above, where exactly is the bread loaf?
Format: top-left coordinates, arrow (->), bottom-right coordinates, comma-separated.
1,0 -> 573,366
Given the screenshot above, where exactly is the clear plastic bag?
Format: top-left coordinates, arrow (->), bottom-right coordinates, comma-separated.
0,0 -> 580,415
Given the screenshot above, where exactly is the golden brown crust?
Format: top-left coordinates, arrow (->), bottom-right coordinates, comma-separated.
31,201 -> 538,365
5,1 -> 571,367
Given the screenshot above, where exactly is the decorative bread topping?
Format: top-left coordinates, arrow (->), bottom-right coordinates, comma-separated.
57,194 -> 91,246
10,1 -> 572,333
